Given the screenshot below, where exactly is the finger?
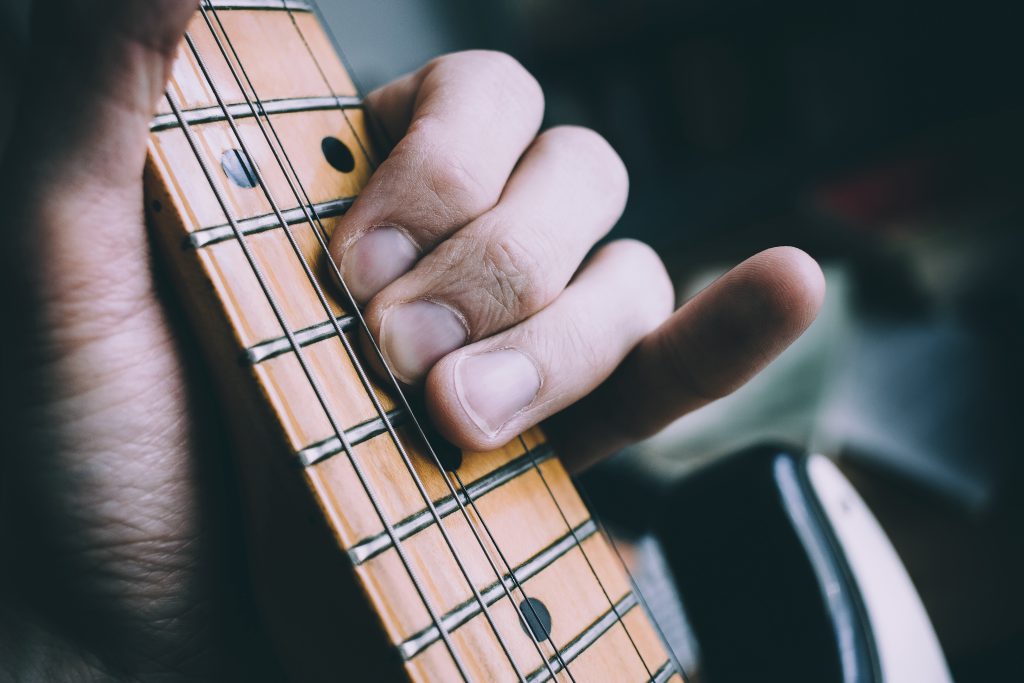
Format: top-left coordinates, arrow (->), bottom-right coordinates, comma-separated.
21,1 -> 198,189
365,126 -> 629,383
548,246 -> 826,470
425,240 -> 673,451
328,50 -> 545,303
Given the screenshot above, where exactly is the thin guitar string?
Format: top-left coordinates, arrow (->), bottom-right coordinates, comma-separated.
514,436 -> 657,680
193,7 -> 532,680
168,46 -> 472,683
267,2 -> 578,678
291,3 -> 663,678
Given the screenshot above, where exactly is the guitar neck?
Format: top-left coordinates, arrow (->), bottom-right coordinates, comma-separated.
145,2 -> 679,681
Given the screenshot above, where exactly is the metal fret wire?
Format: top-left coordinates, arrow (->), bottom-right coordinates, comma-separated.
284,2 -> 577,679
281,2 -> 575,678
169,40 -> 475,683
195,5 -> 531,680
515,436 -> 655,679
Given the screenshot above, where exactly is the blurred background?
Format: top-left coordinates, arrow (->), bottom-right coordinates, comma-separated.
2,0 -> 1022,679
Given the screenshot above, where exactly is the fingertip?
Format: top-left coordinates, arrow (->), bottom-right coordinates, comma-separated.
424,357 -> 501,453
747,246 -> 827,334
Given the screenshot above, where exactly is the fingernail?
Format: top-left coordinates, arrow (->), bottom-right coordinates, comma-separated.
381,301 -> 467,382
341,227 -> 419,303
455,350 -> 541,435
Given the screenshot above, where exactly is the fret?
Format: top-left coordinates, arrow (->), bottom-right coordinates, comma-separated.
555,603 -> 679,683
398,519 -> 599,659
152,95 -> 362,132
307,430 -> 552,553
188,196 -> 354,249
157,8 -> 352,114
244,312 -> 355,364
255,337 -> 397,451
650,661 -> 681,683
345,445 -> 557,562
205,0 -> 313,11
300,408 -> 409,468
526,593 -> 639,682
195,223 -> 347,346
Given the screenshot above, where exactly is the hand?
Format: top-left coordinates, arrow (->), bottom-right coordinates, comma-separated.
331,54 -> 824,470
0,1 -> 823,680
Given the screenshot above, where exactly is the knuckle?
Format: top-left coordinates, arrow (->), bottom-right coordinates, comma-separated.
474,50 -> 544,105
602,239 -> 675,328
402,119 -> 494,219
479,232 -> 551,325
540,126 -> 629,206
441,50 -> 545,123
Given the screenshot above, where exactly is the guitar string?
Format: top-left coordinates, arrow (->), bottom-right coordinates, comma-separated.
570,471 -> 690,683
193,6 -> 534,680
514,435 -> 656,680
272,2 -> 580,677
168,42 -> 472,683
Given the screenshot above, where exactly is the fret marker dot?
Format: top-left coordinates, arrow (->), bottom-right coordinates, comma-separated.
518,597 -> 552,642
322,136 -> 356,173
433,436 -> 463,471
221,149 -> 259,189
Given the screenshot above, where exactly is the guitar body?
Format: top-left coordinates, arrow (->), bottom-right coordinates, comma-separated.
144,2 -> 680,681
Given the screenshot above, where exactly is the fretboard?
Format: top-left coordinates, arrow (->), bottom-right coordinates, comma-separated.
144,2 -> 682,681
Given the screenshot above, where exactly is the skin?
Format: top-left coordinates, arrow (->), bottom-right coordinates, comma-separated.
0,1 -> 824,680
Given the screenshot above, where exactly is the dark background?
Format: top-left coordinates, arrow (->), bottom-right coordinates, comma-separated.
2,0 -> 1023,679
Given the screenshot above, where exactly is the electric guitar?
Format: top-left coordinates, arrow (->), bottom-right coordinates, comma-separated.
145,2 -> 681,680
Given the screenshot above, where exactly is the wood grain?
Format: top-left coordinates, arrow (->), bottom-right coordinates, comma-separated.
144,5 -> 677,681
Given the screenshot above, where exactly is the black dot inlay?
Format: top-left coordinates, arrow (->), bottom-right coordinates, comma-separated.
150,200 -> 163,213
518,597 -> 552,642
220,149 -> 259,189
433,436 -> 463,471
322,136 -> 356,173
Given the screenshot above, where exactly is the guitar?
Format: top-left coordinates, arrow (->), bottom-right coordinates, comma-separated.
144,2 -> 682,681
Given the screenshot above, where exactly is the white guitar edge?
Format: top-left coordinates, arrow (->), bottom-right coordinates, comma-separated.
806,454 -> 953,683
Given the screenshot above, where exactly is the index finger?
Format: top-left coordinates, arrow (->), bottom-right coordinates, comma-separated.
327,50 -> 545,303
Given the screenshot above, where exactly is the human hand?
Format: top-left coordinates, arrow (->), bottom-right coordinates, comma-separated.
330,55 -> 824,470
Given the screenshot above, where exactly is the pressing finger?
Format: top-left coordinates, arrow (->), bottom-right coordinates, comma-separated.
328,50 -> 545,303
426,240 -> 673,451
365,125 -> 629,383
